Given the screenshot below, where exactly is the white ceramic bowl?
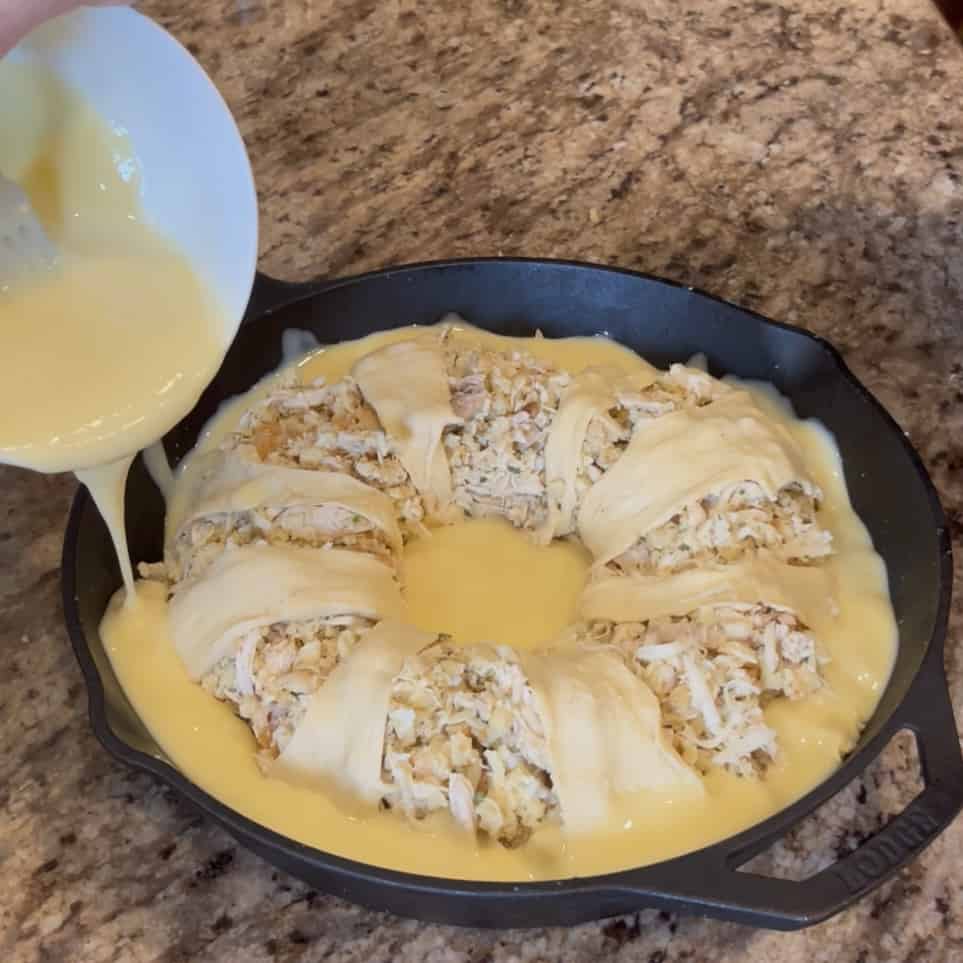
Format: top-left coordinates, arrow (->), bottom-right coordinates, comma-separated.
7,6 -> 259,338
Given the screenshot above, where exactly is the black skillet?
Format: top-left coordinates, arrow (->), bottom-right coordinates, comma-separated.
62,258 -> 961,930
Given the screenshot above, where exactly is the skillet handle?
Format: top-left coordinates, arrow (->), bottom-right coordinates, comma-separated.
243,271 -> 331,323
597,653 -> 963,930
720,658 -> 962,928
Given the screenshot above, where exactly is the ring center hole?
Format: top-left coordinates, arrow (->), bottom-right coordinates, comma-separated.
402,517 -> 592,649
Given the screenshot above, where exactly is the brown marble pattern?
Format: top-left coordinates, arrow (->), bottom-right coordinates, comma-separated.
2,0 -> 963,960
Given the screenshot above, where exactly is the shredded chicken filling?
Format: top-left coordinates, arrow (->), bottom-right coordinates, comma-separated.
225,376 -> 426,532
443,341 -> 571,530
576,364 -> 723,494
383,640 -> 557,846
607,483 -> 833,577
202,626 -> 558,847
200,615 -> 374,763
169,504 -> 397,584
585,604 -> 823,777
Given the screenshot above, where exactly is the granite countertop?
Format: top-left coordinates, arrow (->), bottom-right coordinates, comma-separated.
3,0 -> 963,959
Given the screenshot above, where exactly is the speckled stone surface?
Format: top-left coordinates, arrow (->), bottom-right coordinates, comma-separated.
3,0 -> 963,960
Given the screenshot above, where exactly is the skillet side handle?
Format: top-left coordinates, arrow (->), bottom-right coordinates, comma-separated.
594,656 -> 963,931
721,657 -> 963,929
243,271 -> 331,323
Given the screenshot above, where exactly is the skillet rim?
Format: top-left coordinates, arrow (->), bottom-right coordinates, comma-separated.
61,256 -> 958,929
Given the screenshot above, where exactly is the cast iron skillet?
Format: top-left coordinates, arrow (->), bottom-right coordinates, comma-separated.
62,259 -> 961,930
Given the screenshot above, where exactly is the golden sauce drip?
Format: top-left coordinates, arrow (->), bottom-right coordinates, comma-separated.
76,456 -> 136,596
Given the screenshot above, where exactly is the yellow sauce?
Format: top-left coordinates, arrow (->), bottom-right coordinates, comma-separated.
403,518 -> 590,649
76,456 -> 137,593
0,61 -> 229,592
101,327 -> 897,881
